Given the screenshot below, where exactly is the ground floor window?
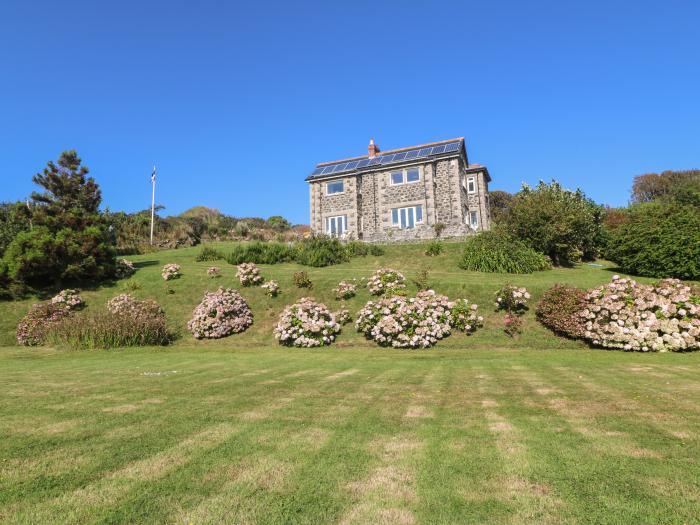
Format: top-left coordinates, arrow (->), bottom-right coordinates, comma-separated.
469,210 -> 478,229
391,205 -> 423,229
326,215 -> 347,237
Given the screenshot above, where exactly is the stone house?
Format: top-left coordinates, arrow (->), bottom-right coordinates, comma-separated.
306,137 -> 491,242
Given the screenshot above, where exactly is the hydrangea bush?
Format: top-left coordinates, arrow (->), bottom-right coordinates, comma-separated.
236,263 -> 263,286
262,280 -> 280,297
580,276 -> 700,352
51,289 -> 85,310
334,307 -> 352,325
356,290 -> 481,348
273,298 -> 341,347
334,280 -> 357,300
207,266 -> 221,278
16,302 -> 72,346
107,293 -> 164,319
367,268 -> 406,296
161,263 -> 181,281
115,259 -> 136,279
495,284 -> 530,313
187,287 -> 253,339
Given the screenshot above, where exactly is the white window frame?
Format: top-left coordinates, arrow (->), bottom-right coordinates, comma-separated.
469,211 -> 478,229
326,180 -> 344,195
326,215 -> 347,237
389,167 -> 421,186
391,205 -> 424,229
467,177 -> 476,194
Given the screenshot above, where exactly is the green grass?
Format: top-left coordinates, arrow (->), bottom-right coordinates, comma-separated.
1,242 -> 699,524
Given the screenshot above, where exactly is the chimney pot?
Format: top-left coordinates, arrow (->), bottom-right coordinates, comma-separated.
368,138 -> 380,158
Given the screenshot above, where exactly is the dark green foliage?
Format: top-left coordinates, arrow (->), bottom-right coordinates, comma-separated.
225,242 -> 294,265
267,215 -> 291,230
501,180 -> 602,266
195,246 -> 223,262
292,236 -> 349,267
605,203 -> 700,279
459,231 -> 551,274
425,240 -> 443,256
487,190 -> 514,224
345,241 -> 384,257
412,267 -> 430,291
292,271 -> 312,289
536,284 -> 587,339
0,202 -> 31,257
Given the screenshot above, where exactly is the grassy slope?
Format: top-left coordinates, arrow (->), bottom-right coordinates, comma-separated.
1,242 -> 699,524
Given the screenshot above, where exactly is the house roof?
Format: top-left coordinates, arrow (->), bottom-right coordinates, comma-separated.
306,137 -> 468,181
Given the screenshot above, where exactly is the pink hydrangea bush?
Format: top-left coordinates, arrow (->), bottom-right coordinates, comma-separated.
334,280 -> 357,300
161,263 -> 181,281
115,259 -> 136,279
16,302 -> 72,346
262,280 -> 280,297
236,263 -> 263,286
334,307 -> 352,325
274,298 -> 341,347
51,289 -> 85,310
207,266 -> 221,278
495,284 -> 530,313
580,276 -> 700,352
367,268 -> 406,296
107,293 -> 164,318
356,290 -> 458,348
187,287 -> 253,339
450,298 -> 484,334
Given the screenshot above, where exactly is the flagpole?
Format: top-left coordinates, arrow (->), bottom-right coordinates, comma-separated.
150,166 -> 156,245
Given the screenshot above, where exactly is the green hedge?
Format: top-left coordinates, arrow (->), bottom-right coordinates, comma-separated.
459,231 -> 551,274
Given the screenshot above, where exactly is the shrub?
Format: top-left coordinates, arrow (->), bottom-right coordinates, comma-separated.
334,307 -> 352,325
107,293 -> 164,318
504,313 -> 523,337
604,203 -> 700,280
161,263 -> 181,280
451,298 -> 484,334
225,242 -> 293,265
293,271 -> 313,289
115,259 -> 136,279
356,290 -> 456,348
412,267 -> 430,291
495,284 -> 530,313
536,284 -> 587,338
274,298 -> 341,347
333,280 -> 357,300
580,276 -> 700,352
425,240 -> 443,256
16,302 -> 72,346
196,246 -> 223,262
262,280 -> 280,297
187,287 -> 253,339
345,241 -> 385,258
367,268 -> 406,296
459,231 -> 551,274
207,266 -> 221,278
50,289 -> 85,310
236,262 -> 263,286
293,236 -> 349,267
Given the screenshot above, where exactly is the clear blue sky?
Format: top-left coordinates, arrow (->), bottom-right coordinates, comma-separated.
1,1 -> 698,224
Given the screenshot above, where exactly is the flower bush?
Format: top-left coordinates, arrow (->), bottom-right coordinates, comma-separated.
495,284 -> 530,313
187,287 -> 253,339
161,263 -> 181,281
236,262 -> 263,286
536,284 -> 587,338
334,307 -> 352,325
367,268 -> 406,296
580,276 -> 700,352
504,313 -> 523,337
50,289 -> 85,310
115,259 -> 136,279
333,280 -> 357,300
262,280 -> 280,297
107,293 -> 164,319
16,302 -> 72,346
356,290 -> 480,348
273,298 -> 341,347
207,266 -> 221,278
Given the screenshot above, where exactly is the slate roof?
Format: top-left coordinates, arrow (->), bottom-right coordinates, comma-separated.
306,137 -> 467,181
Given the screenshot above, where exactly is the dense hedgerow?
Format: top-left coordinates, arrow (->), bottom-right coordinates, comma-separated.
293,236 -> 349,267
187,288 -> 253,339
536,284 -> 587,339
274,298 -> 341,347
459,231 -> 551,274
16,302 -> 72,346
225,242 -> 293,265
345,241 -> 385,257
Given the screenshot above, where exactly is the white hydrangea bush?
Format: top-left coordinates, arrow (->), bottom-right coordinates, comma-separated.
273,298 -> 341,347
356,290 -> 481,348
50,289 -> 85,310
334,307 -> 352,325
207,266 -> 221,278
333,280 -> 357,300
236,262 -> 263,286
495,284 -> 530,313
580,276 -> 700,352
107,293 -> 164,318
115,259 -> 136,279
367,268 -> 406,296
161,263 -> 181,281
187,287 -> 253,339
262,280 -> 280,297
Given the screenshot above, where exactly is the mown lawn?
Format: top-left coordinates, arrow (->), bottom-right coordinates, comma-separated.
1,242 -> 699,524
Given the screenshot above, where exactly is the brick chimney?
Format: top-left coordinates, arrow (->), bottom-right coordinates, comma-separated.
368,138 -> 380,158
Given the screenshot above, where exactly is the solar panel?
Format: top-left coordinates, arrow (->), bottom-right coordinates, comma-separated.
345,160 -> 359,169
431,145 -> 446,154
356,159 -> 369,168
392,152 -> 407,161
380,154 -> 395,164
443,142 -> 459,153
311,167 -> 324,175
404,150 -> 419,159
321,166 -> 334,174
417,148 -> 432,157
335,163 -> 349,172
367,157 -> 381,166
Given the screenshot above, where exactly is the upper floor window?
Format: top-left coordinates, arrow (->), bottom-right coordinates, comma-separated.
467,177 -> 476,194
390,167 -> 420,185
326,180 -> 344,195
391,205 -> 423,229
